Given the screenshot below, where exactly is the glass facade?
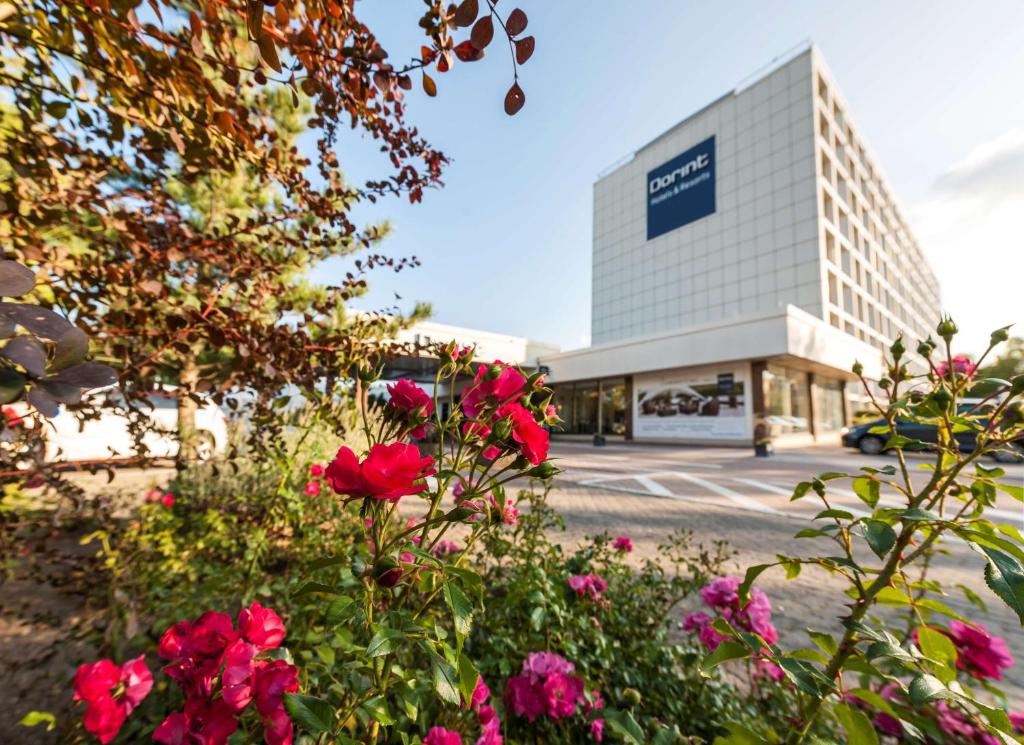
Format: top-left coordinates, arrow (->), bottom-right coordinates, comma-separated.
550,379 -> 627,436
599,378 -> 627,435
813,378 -> 845,432
764,364 -> 811,434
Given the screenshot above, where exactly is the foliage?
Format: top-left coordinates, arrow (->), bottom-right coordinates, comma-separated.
0,0 -> 538,459
972,336 -> 1024,399
468,486 -> 749,743
709,322 -> 1024,745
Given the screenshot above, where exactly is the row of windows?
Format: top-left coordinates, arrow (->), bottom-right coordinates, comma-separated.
815,72 -> 940,347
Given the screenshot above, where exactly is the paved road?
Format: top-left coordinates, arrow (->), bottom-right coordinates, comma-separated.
549,440 -> 1024,527
541,440 -> 1024,705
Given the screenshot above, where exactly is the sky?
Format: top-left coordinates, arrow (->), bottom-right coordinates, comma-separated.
309,1 -> 1024,358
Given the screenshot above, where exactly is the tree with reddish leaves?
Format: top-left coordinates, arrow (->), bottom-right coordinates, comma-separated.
0,0 -> 537,463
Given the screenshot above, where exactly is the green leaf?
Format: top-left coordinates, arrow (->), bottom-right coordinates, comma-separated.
908,674 -> 953,706
291,581 -> 334,598
325,596 -> 357,625
916,626 -> 958,683
446,566 -> 485,604
284,693 -> 335,735
366,628 -> 405,658
993,480 -> 1023,502
847,688 -> 897,718
738,563 -> 772,605
852,477 -> 880,508
978,545 -> 1024,625
874,586 -> 914,606
712,722 -> 768,745
819,471 -> 848,481
18,711 -> 55,731
792,481 -> 813,501
443,581 -> 474,650
457,653 -> 479,708
898,508 -> 942,522
835,702 -> 880,745
361,696 -> 395,726
862,520 -> 897,559
777,656 -> 832,697
700,640 -> 749,671
780,557 -> 802,580
807,630 -> 838,656
814,509 -> 856,521
605,709 -> 646,745
431,654 -> 461,706
309,555 -> 349,570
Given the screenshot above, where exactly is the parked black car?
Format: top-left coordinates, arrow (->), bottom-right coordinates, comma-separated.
841,415 -> 1024,463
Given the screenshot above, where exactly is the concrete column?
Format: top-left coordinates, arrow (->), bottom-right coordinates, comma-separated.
807,372 -> 818,439
624,375 -> 634,441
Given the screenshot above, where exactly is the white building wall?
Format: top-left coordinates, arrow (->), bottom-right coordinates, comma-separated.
592,45 -> 942,356
810,49 -> 942,353
592,48 -> 821,345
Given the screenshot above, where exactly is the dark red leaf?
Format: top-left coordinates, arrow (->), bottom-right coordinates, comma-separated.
52,327 -> 89,370
504,81 -> 525,115
0,302 -> 73,340
505,8 -> 527,36
52,362 -> 118,389
0,260 -> 36,297
257,35 -> 282,72
471,15 -> 494,50
39,380 -> 82,405
515,35 -> 535,64
27,386 -> 58,417
2,336 -> 46,377
422,72 -> 437,97
453,40 -> 484,62
453,0 -> 479,28
246,0 -> 264,39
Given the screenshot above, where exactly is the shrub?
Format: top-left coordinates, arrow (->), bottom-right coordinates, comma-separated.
708,322 -> 1024,744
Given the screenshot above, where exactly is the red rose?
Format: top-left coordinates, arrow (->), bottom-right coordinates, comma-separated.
326,444 -> 436,503
220,639 -> 258,713
238,601 -> 286,651
498,402 -> 549,465
253,659 -> 300,718
461,363 -> 526,419
73,655 -> 152,743
387,378 -> 433,415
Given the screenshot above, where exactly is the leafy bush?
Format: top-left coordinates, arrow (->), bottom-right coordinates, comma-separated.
706,322 -> 1024,744
467,486 -> 747,743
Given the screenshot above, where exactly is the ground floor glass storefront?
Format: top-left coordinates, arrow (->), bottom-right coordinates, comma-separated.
551,378 -> 627,436
762,363 -> 846,437
764,364 -> 811,434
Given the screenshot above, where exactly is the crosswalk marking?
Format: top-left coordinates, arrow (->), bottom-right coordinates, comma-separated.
670,471 -> 783,516
556,455 -> 1022,527
635,476 -> 674,496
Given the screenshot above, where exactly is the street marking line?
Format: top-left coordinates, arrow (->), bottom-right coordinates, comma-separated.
635,476 -> 673,496
731,477 -> 791,495
671,471 -> 783,515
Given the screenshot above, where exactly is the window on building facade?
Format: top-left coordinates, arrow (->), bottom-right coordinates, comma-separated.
765,364 -> 810,434
572,383 -> 599,435
599,378 -> 627,436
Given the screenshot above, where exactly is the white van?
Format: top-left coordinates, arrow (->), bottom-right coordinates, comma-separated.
9,387 -> 229,463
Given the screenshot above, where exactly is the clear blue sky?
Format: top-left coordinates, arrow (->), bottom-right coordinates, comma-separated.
309,1 -> 1024,357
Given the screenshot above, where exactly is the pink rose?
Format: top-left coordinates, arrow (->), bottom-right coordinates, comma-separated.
612,535 -> 633,553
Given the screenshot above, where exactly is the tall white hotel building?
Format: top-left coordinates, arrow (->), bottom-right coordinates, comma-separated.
537,45 -> 943,445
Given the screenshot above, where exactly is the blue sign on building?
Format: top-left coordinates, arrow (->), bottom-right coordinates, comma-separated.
646,136 -> 716,240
